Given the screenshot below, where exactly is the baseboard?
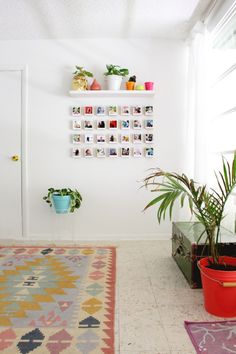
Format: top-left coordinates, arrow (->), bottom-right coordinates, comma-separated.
4,232 -> 171,241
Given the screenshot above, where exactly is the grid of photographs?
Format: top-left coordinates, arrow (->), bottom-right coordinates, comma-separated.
70,105 -> 155,157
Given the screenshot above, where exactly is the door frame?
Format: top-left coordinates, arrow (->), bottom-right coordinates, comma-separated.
0,66 -> 28,238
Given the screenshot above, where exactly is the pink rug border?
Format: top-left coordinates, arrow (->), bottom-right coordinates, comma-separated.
184,320 -> 236,354
0,245 -> 116,249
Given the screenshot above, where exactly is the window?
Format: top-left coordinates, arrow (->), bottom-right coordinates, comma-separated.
207,6 -> 236,232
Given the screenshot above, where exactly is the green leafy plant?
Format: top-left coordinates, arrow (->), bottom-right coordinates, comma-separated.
73,66 -> 93,78
104,64 -> 129,77
143,153 -> 236,265
43,188 -> 82,213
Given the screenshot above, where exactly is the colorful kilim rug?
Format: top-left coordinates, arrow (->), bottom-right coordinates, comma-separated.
0,246 -> 116,354
185,320 -> 236,354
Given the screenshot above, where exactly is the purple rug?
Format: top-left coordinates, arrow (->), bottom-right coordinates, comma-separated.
185,320 -> 236,354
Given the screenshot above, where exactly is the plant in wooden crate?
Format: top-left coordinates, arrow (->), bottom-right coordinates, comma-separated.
143,153 -> 236,317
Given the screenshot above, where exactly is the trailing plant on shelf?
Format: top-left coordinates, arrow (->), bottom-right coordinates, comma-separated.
43,188 -> 82,213
143,153 -> 236,268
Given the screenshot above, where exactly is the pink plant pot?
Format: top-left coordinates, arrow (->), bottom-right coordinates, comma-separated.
144,82 -> 154,90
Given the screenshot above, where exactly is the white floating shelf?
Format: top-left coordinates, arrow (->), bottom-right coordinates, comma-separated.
69,90 -> 155,98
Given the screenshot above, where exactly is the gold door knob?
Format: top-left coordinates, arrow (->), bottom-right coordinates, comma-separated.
11,155 -> 19,161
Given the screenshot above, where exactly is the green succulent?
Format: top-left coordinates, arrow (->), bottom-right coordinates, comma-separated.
104,64 -> 129,77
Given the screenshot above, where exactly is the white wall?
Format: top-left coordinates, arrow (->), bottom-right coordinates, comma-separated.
0,38 -> 187,240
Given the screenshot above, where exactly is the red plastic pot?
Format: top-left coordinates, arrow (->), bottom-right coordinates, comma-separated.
198,256 -> 236,317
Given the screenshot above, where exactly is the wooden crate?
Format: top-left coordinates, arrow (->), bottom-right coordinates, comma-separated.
172,222 -> 236,288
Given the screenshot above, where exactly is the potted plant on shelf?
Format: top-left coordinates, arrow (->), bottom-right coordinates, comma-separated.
143,153 -> 236,317
72,66 -> 93,91
43,188 -> 82,214
126,75 -> 136,90
104,64 -> 129,90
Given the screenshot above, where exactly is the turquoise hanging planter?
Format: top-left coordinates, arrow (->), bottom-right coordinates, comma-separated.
52,194 -> 71,214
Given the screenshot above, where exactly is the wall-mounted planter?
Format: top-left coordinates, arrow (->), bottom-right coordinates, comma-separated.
52,194 -> 71,214
43,188 -> 82,214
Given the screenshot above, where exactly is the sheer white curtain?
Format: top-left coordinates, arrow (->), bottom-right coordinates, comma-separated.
178,22 -> 208,221
184,22 -> 208,183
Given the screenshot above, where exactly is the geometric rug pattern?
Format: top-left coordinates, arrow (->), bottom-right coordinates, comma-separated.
185,320 -> 236,354
0,246 -> 116,353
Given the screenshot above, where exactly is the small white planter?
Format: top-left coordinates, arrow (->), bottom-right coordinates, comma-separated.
106,75 -> 123,90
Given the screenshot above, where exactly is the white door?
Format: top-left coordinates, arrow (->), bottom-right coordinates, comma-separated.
0,70 -> 22,237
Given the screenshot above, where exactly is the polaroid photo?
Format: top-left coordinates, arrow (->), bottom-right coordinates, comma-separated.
108,106 -> 118,116
96,134 -> 106,144
121,147 -> 130,157
96,106 -> 106,116
145,119 -> 154,129
132,105 -> 142,116
84,148 -> 93,158
84,133 -> 94,144
108,134 -> 118,144
97,120 -> 106,129
145,147 -> 154,157
72,134 -> 82,144
133,133 -> 142,144
72,106 -> 81,116
84,120 -> 93,130
133,119 -> 142,129
120,134 -> 130,144
71,148 -> 81,158
145,133 -> 154,143
133,147 -> 142,158
84,106 -> 94,115
121,106 -> 130,116
120,119 -> 130,129
108,147 -> 118,157
109,120 -> 118,129
72,119 -> 82,130
145,105 -> 154,115
96,148 -> 106,158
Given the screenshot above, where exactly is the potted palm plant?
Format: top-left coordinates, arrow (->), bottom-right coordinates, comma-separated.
104,64 -> 129,90
143,153 -> 236,317
72,66 -> 93,91
43,188 -> 82,214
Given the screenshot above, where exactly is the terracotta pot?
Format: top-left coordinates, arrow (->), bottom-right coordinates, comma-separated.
126,82 -> 135,90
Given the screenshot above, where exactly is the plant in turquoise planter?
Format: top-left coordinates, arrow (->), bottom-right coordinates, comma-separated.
43,188 -> 82,214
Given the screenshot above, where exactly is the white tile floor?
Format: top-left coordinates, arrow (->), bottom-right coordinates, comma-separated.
115,240 -> 236,354
2,239 -> 236,354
